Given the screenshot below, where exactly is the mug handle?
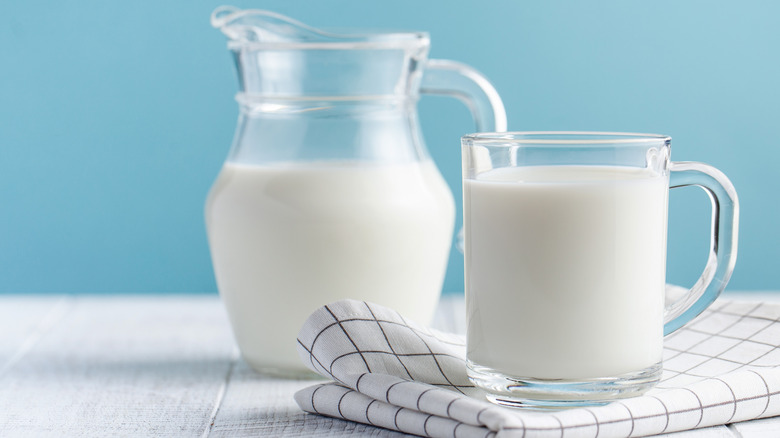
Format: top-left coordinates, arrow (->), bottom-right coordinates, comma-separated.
664,161 -> 740,335
420,59 -> 507,132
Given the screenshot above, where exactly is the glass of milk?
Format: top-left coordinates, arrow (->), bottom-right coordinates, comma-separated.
462,132 -> 738,407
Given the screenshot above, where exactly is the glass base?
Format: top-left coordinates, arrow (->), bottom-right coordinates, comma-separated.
467,360 -> 662,409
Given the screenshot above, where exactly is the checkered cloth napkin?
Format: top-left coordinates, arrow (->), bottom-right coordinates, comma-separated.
294,298 -> 780,438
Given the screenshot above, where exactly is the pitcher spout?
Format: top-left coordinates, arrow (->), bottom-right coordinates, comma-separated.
211,6 -> 428,49
211,6 -> 339,44
211,6 -> 431,98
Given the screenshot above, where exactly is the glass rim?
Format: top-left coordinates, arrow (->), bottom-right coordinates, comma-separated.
462,131 -> 671,145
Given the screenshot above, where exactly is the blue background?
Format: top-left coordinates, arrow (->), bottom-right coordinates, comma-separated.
1,1 -> 777,294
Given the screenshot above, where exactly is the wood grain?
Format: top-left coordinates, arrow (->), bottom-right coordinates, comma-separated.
0,295 -> 234,437
0,294 -> 777,437
0,295 -> 73,376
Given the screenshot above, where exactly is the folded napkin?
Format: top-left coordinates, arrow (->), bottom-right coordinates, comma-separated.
294,298 -> 780,438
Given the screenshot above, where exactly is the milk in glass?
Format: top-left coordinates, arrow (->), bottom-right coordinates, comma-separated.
464,165 -> 667,380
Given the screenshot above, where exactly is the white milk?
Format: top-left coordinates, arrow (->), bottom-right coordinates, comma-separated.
464,165 -> 668,380
206,160 -> 454,374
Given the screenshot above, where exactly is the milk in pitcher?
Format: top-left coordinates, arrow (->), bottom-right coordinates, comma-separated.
206,160 -> 455,374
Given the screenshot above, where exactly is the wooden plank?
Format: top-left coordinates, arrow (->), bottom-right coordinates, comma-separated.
722,290 -> 780,302
207,361 -> 411,437
0,295 -> 236,437
729,417 -> 780,437
0,295 -> 73,376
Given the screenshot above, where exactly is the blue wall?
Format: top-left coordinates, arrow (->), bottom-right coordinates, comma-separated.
1,1 -> 777,293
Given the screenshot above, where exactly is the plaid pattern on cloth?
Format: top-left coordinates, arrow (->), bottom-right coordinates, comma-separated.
294,298 -> 780,438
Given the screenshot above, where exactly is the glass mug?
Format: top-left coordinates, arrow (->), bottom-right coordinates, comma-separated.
461,132 -> 738,408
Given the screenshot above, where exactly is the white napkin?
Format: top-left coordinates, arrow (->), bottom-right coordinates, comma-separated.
294,298 -> 780,438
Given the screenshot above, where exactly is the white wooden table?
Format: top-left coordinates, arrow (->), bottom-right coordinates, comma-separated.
1,292 -> 779,437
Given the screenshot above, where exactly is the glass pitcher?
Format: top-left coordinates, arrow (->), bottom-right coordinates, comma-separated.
205,7 -> 507,376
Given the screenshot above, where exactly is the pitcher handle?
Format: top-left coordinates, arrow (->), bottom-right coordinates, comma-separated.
421,59 -> 507,253
664,161 -> 739,335
420,59 -> 507,132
